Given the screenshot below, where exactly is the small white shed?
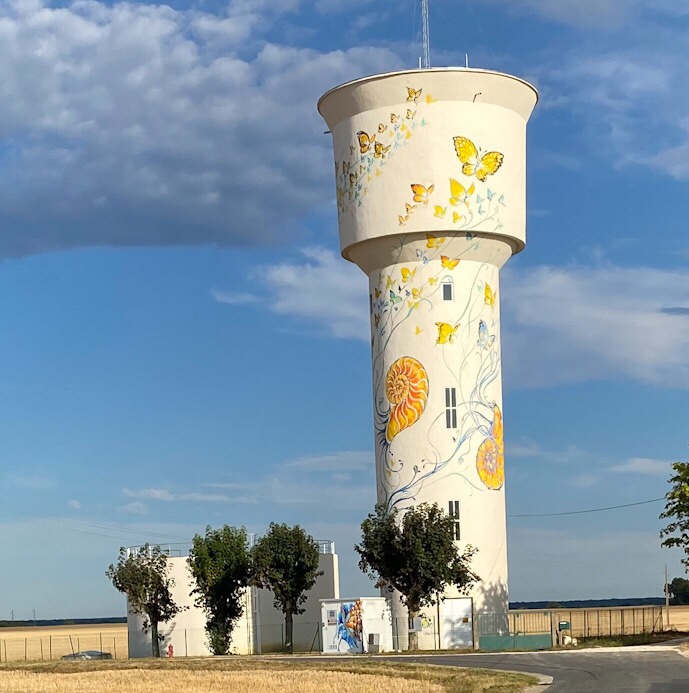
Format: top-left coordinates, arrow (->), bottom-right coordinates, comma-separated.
320,597 -> 393,654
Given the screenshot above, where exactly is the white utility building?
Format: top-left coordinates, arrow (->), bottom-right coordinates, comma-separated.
126,540 -> 339,656
318,68 -> 537,639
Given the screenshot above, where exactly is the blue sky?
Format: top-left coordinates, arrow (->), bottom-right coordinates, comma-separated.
0,0 -> 688,619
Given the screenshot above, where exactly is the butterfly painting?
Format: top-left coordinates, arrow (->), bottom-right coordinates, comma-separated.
436,322 -> 459,345
411,184 -> 434,204
433,206 -> 446,219
484,283 -> 497,307
453,136 -> 504,181
425,94 -> 437,104
477,320 -> 496,350
378,123 -> 387,133
357,131 -> 376,154
441,256 -> 460,270
390,290 -> 403,305
426,233 -> 445,248
450,178 -> 475,207
374,141 -> 391,159
406,87 -> 422,103
401,267 -> 416,283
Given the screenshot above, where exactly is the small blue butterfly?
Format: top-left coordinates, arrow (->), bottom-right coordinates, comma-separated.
389,290 -> 402,305
476,194 -> 483,205
498,194 -> 505,206
486,189 -> 494,201
466,232 -> 476,241
477,320 -> 497,350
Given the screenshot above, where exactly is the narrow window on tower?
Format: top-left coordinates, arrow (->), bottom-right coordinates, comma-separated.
445,387 -> 457,428
442,278 -> 454,301
448,500 -> 460,541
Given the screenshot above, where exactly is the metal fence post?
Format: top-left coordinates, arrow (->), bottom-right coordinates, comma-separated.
49,636 -> 52,661
24,638 -> 27,661
185,629 -> 188,657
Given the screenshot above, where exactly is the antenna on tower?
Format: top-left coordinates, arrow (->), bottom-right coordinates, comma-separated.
421,0 -> 431,69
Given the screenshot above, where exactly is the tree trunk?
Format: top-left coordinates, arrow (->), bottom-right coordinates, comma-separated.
285,609 -> 294,654
408,609 -> 419,651
151,621 -> 160,658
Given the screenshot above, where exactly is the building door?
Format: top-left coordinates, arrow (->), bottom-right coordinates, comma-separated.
441,598 -> 473,649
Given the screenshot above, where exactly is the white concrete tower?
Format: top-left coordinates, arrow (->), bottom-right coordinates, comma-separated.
318,69 -> 538,621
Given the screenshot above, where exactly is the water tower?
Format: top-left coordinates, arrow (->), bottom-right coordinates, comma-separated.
318,68 -> 538,630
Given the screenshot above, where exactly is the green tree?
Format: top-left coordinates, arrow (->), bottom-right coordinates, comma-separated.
252,523 -> 323,654
668,577 -> 689,605
187,525 -> 252,654
106,544 -> 183,657
660,462 -> 689,570
355,502 -> 478,650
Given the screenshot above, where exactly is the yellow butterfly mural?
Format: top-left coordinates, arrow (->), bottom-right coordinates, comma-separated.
406,109 -> 416,119
390,113 -> 399,124
385,275 -> 394,289
406,87 -> 422,103
378,123 -> 387,133
453,136 -> 504,181
426,233 -> 446,248
433,206 -> 446,219
357,131 -> 376,154
453,212 -> 462,223
374,141 -> 391,159
485,283 -> 497,307
411,183 -> 434,204
436,322 -> 459,345
412,288 -> 422,299
342,161 -> 350,175
449,178 -> 475,207
425,94 -> 437,104
405,203 -> 416,214
398,215 -> 408,226
401,267 -> 416,283
441,256 -> 460,270
408,300 -> 419,310
429,277 -> 438,286
415,325 -> 423,335
374,288 -> 381,299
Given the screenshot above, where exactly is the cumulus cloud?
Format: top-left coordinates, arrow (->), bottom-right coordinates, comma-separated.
260,247 -> 369,339
533,8 -> 689,182
122,488 -> 232,502
0,0 -> 402,256
501,264 -> 689,387
118,501 -> 148,514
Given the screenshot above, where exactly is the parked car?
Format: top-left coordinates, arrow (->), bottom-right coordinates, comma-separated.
61,651 -> 113,660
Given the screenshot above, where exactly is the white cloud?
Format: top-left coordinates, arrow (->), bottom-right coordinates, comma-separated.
67,499 -> 81,510
508,439 -> 598,463
502,264 -> 689,388
535,15 -> 689,182
5,474 -> 55,490
212,290 -> 260,306
122,488 -> 233,502
610,458 -> 673,476
260,247 -> 369,339
569,474 -> 598,489
0,0 -> 403,256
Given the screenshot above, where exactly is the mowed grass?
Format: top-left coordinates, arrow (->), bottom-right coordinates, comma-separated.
0,657 -> 537,693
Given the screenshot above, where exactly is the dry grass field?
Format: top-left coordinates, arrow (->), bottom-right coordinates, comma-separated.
0,624 -> 128,662
0,658 -> 537,693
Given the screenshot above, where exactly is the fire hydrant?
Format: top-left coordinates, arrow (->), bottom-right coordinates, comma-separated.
167,644 -> 174,658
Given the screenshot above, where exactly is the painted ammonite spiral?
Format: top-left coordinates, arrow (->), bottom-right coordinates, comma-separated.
385,356 -> 429,443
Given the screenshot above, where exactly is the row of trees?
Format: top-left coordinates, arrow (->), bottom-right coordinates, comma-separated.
108,503 -> 480,655
107,523 -> 322,656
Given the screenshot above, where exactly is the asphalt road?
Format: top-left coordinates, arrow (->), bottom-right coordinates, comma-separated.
390,650 -> 689,693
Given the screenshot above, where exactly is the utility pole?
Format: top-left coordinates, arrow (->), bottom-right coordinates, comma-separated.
665,564 -> 670,630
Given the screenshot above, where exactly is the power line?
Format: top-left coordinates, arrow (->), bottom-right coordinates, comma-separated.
509,497 -> 666,518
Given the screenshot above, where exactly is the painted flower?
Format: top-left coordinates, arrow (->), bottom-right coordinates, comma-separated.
476,404 -> 504,490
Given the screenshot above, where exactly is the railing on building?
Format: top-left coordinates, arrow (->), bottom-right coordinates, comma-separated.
126,538 -> 334,557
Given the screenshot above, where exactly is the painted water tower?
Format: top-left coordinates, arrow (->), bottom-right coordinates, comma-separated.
318,68 -> 538,622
